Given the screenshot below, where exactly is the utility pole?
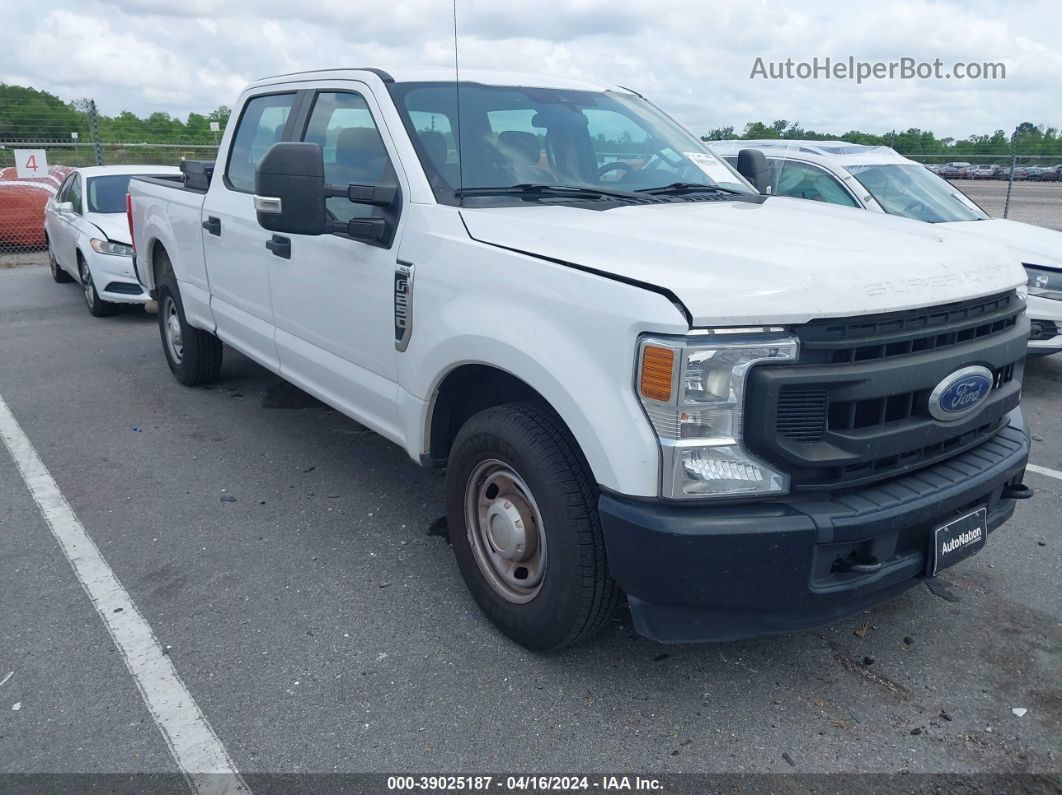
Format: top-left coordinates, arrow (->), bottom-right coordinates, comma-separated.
1003,137 -> 1017,220
88,100 -> 103,166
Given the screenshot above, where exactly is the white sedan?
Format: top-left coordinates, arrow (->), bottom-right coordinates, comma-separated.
44,165 -> 180,316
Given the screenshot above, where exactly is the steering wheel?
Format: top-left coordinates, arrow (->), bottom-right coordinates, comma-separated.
597,160 -> 636,181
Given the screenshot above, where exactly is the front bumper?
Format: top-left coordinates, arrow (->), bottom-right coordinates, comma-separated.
87,251 -> 150,304
600,422 -> 1030,644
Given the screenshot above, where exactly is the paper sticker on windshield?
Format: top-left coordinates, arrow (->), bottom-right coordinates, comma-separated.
683,152 -> 735,184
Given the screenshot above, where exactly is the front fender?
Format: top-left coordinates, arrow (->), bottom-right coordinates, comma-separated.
397,262 -> 688,497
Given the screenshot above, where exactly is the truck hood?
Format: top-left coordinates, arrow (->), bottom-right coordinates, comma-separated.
460,196 -> 1025,326
937,218 -> 1062,271
84,212 -> 131,246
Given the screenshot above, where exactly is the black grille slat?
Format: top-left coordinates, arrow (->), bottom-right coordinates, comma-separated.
776,388 -> 828,441
801,291 -> 1021,365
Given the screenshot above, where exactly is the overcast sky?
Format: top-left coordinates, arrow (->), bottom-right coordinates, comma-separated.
2,0 -> 1060,139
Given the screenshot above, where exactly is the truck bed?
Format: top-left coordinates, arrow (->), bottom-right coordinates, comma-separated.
127,166 -> 212,327
131,160 -> 214,194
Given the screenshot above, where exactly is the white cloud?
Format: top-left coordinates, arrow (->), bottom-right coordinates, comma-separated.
0,0 -> 1059,138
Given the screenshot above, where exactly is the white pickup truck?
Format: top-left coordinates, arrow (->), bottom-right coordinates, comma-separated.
128,68 -> 1033,650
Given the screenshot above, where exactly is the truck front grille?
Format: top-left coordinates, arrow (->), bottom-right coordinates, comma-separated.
777,361 -> 1017,441
745,291 -> 1028,493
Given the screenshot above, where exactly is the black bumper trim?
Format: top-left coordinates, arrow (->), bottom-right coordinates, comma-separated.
600,424 -> 1029,644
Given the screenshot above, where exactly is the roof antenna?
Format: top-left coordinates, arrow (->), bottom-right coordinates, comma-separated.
452,0 -> 465,206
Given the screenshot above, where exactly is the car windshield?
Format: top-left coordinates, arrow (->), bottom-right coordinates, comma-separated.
390,81 -> 755,204
845,164 -> 989,223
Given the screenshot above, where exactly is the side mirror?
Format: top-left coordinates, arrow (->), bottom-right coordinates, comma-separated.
736,148 -> 771,194
255,142 -> 328,235
57,201 -> 74,215
254,142 -> 402,246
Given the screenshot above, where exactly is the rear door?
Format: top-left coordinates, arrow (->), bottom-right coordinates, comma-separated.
263,83 -> 407,441
201,90 -> 300,370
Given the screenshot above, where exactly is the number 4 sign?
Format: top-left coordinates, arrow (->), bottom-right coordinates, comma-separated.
14,149 -> 49,179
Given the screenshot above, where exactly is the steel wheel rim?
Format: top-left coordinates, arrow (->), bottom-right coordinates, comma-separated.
464,459 -> 547,604
162,296 -> 183,363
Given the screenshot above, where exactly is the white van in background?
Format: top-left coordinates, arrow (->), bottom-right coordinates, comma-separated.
710,140 -> 1062,356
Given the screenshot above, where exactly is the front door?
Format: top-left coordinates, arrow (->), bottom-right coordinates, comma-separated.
53,173 -> 84,271
264,84 -> 407,441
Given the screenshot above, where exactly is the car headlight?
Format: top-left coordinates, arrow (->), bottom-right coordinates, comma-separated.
1024,264 -> 1062,301
90,238 -> 134,257
636,331 -> 798,499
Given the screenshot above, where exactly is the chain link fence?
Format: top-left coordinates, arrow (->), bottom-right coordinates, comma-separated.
904,152 -> 1062,232
1,94 -> 222,260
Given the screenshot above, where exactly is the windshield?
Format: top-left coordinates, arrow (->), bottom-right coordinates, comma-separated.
846,164 -> 989,223
390,82 -> 755,204
86,175 -> 137,213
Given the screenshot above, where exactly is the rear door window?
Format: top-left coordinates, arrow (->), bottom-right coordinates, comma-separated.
225,93 -> 296,193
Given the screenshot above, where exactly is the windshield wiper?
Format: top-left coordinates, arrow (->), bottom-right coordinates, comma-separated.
455,183 -> 641,201
636,182 -> 745,196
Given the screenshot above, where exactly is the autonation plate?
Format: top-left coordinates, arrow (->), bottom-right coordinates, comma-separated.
929,506 -> 988,576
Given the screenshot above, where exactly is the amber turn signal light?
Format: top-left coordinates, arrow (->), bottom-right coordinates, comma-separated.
640,345 -> 675,402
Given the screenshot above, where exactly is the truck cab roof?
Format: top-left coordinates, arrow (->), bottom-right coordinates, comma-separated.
252,66 -> 626,94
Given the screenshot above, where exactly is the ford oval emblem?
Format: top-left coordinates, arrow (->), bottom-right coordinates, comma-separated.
928,366 -> 994,422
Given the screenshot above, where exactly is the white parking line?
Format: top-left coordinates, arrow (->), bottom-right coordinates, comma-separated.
0,393 -> 248,795
1027,463 -> 1062,482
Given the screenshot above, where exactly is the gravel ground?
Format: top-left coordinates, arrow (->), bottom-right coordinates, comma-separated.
950,180 -> 1062,231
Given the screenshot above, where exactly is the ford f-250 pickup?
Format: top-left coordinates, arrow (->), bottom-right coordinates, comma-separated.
128,67 -> 1033,650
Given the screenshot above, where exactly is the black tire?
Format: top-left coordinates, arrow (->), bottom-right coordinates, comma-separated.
78,254 -> 119,317
157,271 -> 223,386
47,236 -> 72,283
446,402 -> 620,651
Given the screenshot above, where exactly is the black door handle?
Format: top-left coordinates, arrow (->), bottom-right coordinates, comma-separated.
202,216 -> 221,236
265,234 -> 291,259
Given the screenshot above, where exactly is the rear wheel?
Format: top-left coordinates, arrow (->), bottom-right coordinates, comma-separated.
79,255 -> 119,317
157,271 -> 223,386
445,402 -> 620,651
48,236 -> 72,283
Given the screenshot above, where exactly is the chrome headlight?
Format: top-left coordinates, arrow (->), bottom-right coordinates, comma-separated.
1024,264 -> 1062,301
90,238 -> 134,257
637,331 -> 798,499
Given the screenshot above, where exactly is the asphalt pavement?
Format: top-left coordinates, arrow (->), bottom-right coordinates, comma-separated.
1,259 -> 1060,782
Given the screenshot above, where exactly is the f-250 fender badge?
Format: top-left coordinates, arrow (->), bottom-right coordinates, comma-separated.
394,260 -> 414,352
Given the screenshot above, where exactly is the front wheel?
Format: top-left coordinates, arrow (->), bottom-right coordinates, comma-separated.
157,274 -> 223,386
79,255 -> 119,317
446,402 -> 620,651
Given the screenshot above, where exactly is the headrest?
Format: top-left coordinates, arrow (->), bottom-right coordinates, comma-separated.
497,130 -> 541,165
